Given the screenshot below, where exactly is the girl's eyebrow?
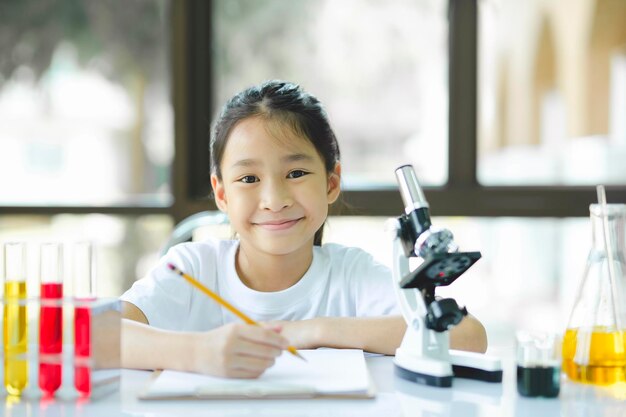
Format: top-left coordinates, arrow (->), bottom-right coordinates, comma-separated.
282,153 -> 315,163
230,158 -> 258,169
230,153 -> 315,169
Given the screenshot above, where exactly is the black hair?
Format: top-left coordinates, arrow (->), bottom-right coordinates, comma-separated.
210,80 -> 341,246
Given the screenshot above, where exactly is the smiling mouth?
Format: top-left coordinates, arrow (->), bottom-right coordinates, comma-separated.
255,218 -> 303,231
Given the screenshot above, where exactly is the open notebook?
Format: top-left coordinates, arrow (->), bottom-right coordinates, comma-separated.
139,349 -> 375,400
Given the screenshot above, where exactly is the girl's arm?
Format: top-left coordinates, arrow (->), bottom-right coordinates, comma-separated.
270,314 -> 487,355
448,315 -> 488,353
121,301 -> 288,378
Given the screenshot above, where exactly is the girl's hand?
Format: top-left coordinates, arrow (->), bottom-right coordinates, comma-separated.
262,319 -> 322,350
191,323 -> 288,378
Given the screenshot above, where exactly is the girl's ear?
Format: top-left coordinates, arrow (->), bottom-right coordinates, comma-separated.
327,162 -> 342,204
210,174 -> 228,212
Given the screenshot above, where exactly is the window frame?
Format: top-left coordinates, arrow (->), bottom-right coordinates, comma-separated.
0,0 -> 624,222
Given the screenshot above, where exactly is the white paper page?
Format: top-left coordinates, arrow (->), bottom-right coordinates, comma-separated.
146,349 -> 369,397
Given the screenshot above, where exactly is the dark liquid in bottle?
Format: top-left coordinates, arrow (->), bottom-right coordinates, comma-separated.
517,365 -> 560,398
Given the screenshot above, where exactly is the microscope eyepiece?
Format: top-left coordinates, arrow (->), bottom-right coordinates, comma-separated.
395,165 -> 429,215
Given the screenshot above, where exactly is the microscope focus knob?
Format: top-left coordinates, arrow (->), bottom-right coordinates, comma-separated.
425,298 -> 468,332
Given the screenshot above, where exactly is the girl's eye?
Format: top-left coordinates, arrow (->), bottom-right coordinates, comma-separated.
239,175 -> 258,184
288,170 -> 308,179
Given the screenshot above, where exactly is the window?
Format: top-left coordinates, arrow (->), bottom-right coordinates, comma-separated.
212,0 -> 449,188
478,0 -> 626,186
0,0 -> 173,206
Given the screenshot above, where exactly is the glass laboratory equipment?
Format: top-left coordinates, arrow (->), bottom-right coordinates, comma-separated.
39,242 -> 64,395
516,331 -> 560,397
73,242 -> 97,396
3,242 -> 29,395
563,204 -> 626,385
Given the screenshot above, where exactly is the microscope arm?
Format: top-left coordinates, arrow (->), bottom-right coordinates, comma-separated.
391,232 -> 428,322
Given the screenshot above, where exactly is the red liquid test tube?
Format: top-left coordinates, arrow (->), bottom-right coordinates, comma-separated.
39,243 -> 63,396
73,242 -> 96,397
74,304 -> 91,395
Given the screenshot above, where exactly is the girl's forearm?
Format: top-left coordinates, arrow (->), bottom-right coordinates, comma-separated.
122,319 -> 196,372
449,315 -> 488,353
310,314 -> 487,355
312,316 -> 407,355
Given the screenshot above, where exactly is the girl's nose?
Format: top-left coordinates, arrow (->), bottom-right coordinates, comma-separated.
260,180 -> 293,212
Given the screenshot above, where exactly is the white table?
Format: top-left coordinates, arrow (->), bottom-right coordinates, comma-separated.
2,355 -> 624,417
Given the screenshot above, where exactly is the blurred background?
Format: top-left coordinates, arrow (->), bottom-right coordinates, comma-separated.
0,0 -> 625,349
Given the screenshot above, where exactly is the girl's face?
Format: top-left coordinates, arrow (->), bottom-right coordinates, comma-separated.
211,116 -> 341,257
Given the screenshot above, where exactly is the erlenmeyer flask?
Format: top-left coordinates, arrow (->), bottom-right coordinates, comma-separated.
562,204 -> 626,385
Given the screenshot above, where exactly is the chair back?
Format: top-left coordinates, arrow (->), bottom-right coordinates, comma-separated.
160,211 -> 230,256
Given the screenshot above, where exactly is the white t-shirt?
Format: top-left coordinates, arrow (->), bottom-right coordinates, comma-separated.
120,238 -> 400,331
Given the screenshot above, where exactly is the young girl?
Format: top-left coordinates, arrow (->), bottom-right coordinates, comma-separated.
120,80 -> 487,378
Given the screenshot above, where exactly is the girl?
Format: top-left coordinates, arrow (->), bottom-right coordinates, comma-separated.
120,80 -> 487,378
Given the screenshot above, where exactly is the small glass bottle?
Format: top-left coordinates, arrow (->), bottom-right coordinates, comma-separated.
516,331 -> 561,397
562,204 -> 626,385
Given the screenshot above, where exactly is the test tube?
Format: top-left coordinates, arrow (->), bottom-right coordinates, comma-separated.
39,242 -> 64,395
73,242 -> 96,396
3,242 -> 29,396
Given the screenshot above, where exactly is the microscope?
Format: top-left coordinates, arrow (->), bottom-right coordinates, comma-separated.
387,165 -> 503,387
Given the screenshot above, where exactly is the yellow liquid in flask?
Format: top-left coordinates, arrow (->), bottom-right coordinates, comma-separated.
562,327 -> 626,385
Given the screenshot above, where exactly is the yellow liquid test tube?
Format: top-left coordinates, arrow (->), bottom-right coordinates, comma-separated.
3,242 -> 28,396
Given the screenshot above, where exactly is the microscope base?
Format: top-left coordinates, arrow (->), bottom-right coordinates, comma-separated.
393,351 -> 454,388
393,347 -> 504,387
452,364 -> 503,383
450,349 -> 503,383
394,364 -> 453,387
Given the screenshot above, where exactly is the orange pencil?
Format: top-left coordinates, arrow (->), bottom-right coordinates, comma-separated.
166,263 -> 306,362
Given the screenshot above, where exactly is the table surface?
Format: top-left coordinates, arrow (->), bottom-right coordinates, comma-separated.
1,353 -> 624,417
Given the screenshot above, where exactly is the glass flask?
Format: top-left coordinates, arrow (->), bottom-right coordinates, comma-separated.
562,204 -> 626,385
